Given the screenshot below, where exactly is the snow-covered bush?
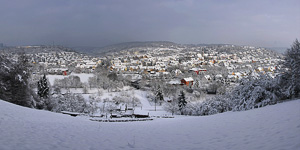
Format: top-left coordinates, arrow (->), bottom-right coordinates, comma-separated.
103,101 -> 117,113
53,75 -> 83,89
229,76 -> 279,111
193,90 -> 201,98
121,90 -> 130,97
112,96 -> 125,105
163,101 -> 179,115
89,94 -> 102,102
181,95 -> 231,116
51,93 -> 87,113
85,100 -> 99,115
178,74 -> 281,116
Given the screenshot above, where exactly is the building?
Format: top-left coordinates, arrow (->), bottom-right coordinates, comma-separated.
181,77 -> 194,86
189,68 -> 207,75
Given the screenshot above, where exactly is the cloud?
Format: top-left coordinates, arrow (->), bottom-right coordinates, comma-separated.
0,0 -> 299,47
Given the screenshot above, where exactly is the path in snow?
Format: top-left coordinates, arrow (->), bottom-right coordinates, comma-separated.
133,90 -> 169,116
133,90 -> 151,109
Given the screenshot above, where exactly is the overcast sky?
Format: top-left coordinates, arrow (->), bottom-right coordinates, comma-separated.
0,0 -> 299,48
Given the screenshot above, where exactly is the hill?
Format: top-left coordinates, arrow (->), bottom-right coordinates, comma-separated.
72,41 -> 178,56
267,47 -> 289,54
0,45 -> 77,54
0,99 -> 299,150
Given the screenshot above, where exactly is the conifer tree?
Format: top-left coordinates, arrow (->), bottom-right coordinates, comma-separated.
38,74 -> 49,98
178,90 -> 187,115
194,80 -> 199,88
282,39 -> 300,98
10,54 -> 32,107
155,85 -> 164,111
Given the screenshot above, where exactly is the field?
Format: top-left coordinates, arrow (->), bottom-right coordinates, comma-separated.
0,98 -> 299,150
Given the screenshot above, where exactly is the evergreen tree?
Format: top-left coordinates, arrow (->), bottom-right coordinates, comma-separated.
155,85 -> 164,111
194,80 -> 199,88
0,54 -> 13,102
11,54 -> 32,107
156,85 -> 164,104
0,53 -> 33,107
37,74 -> 49,98
178,90 -> 187,115
281,39 -> 300,98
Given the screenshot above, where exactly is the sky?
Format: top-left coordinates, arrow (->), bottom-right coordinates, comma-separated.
0,0 -> 299,48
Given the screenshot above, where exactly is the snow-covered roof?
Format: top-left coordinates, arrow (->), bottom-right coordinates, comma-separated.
204,75 -> 211,79
215,74 -> 223,78
190,68 -> 207,71
228,75 -> 236,79
183,77 -> 193,82
168,80 -> 181,85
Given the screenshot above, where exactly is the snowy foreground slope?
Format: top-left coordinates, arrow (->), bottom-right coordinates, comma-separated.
0,100 -> 299,150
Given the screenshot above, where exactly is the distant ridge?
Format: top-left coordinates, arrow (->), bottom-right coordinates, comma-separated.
73,41 -> 241,56
72,41 -> 178,56
266,47 -> 288,54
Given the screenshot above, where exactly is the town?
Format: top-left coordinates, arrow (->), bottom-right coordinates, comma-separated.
3,42 -> 281,93
0,42 -> 284,113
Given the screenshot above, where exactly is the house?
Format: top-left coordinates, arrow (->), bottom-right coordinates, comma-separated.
172,69 -> 182,76
181,77 -> 194,86
235,72 -> 242,79
204,75 -> 211,80
227,75 -> 236,82
215,74 -> 223,80
189,68 -> 207,75
47,68 -> 68,75
168,80 -> 181,86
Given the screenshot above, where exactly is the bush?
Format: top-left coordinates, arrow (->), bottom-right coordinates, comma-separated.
51,93 -> 87,113
178,75 -> 280,116
181,95 -> 231,116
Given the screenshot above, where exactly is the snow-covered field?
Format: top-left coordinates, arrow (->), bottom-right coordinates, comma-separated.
0,99 -> 299,150
47,73 -> 94,85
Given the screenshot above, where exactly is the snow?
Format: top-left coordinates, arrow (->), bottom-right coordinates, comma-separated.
70,73 -> 94,83
183,77 -> 194,82
168,80 -> 181,85
88,89 -> 170,116
133,90 -> 167,116
0,99 -> 300,150
47,74 -> 66,85
47,73 -> 94,85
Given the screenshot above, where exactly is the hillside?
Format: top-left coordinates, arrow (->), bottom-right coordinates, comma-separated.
0,99 -> 299,150
73,41 -> 178,56
1,45 -> 77,54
